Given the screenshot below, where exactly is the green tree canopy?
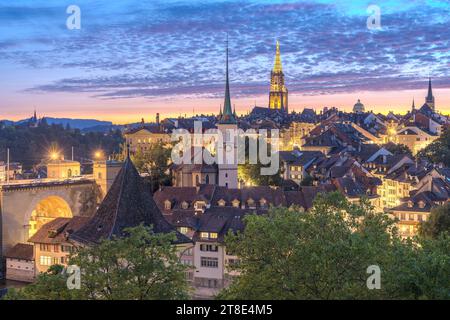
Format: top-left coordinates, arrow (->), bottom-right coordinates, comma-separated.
419,202 -> 450,239
418,128 -> 450,166
218,192 -> 450,300
3,225 -> 190,300
131,143 -> 173,191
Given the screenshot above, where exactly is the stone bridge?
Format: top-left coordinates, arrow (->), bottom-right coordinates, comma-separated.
0,178 -> 99,260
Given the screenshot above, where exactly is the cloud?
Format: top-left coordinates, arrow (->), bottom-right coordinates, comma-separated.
1,0 -> 450,101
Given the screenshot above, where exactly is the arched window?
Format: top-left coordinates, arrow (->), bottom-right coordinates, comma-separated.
205,175 -> 210,184
67,169 -> 72,178
195,175 -> 200,186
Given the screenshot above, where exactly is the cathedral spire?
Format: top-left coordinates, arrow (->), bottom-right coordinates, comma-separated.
412,98 -> 415,111
425,77 -> 435,110
273,40 -> 282,73
219,35 -> 236,124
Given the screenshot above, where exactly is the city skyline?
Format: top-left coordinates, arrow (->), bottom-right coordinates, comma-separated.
1,0 -> 450,123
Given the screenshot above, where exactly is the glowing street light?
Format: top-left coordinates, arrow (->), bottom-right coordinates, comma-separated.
50,152 -> 59,161
94,150 -> 104,160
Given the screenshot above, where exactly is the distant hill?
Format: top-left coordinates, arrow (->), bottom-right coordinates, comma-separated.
43,117 -> 114,130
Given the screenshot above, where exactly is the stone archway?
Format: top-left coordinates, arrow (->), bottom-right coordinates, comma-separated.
28,196 -> 73,238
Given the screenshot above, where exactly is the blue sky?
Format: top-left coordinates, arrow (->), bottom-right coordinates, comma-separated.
1,0 -> 449,122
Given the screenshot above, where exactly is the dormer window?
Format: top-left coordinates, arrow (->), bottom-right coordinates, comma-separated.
259,198 -> 267,208
218,199 -> 226,207
407,200 -> 414,208
181,201 -> 189,209
232,199 -> 240,208
164,200 -> 172,210
209,232 -> 218,239
247,198 -> 255,208
418,201 -> 425,209
194,201 -> 206,211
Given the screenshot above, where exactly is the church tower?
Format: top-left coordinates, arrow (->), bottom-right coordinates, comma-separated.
217,37 -> 238,189
425,77 -> 435,110
269,41 -> 288,112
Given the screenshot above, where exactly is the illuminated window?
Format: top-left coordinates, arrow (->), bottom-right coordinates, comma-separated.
40,256 -> 52,266
200,232 -> 209,239
218,199 -> 226,207
164,200 -> 171,210
209,233 -> 218,239
179,227 -> 189,234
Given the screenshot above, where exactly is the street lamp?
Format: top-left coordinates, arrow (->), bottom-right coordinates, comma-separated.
50,152 -> 59,161
94,150 -> 104,160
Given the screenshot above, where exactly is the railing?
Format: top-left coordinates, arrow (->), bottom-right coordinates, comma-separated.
0,175 -> 95,189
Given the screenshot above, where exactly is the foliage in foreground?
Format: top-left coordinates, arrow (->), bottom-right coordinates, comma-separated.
418,127 -> 450,166
218,192 -> 450,300
4,225 -> 190,300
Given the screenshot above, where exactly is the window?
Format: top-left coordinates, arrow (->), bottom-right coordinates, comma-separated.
53,245 -> 59,253
200,232 -> 209,239
227,258 -> 240,267
200,244 -> 219,252
260,198 -> 267,207
181,201 -> 189,209
179,227 -> 189,234
164,200 -> 171,210
40,256 -> 52,266
40,244 -> 51,252
209,232 -> 218,239
232,199 -> 240,208
185,271 -> 194,281
218,199 -> 226,207
183,248 -> 193,256
181,259 -> 193,266
62,245 -> 72,253
201,257 -> 219,268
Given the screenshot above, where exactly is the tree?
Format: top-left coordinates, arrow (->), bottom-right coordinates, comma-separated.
3,225 -> 190,300
384,143 -> 412,156
418,128 -> 450,166
4,265 -> 82,300
131,143 -> 172,192
218,192 -> 450,300
419,203 -> 450,239
237,137 -> 282,187
300,174 -> 314,186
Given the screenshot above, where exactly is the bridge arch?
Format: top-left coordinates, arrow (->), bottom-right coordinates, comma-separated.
28,195 -> 73,238
0,180 -> 97,256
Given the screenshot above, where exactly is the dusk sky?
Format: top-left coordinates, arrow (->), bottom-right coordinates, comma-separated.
1,0 -> 450,124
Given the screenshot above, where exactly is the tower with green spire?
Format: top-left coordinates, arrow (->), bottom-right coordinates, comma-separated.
425,77 -> 435,110
218,38 -> 237,125
217,36 -> 238,189
269,40 -> 288,112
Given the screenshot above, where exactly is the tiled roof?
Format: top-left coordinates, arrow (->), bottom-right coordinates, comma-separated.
4,243 -> 34,260
70,156 -> 191,245
28,216 -> 90,244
